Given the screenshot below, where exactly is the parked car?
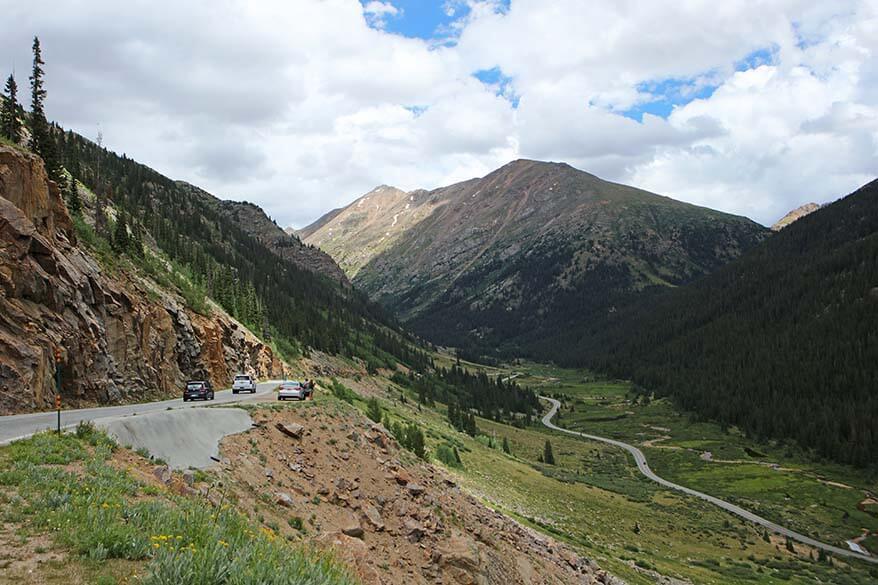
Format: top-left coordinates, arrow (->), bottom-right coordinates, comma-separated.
232,374 -> 256,394
277,380 -> 305,401
183,380 -> 214,402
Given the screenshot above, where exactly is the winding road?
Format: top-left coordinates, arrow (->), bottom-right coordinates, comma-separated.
540,396 -> 876,565
0,381 -> 281,446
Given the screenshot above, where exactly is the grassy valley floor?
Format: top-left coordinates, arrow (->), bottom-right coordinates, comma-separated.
354,357 -> 878,585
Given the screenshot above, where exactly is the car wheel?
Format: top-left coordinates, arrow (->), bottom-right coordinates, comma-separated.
233,390 -> 238,395
210,392 -> 215,400
183,397 -> 188,402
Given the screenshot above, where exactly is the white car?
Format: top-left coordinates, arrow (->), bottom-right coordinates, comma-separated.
277,380 -> 305,401
232,374 -> 256,394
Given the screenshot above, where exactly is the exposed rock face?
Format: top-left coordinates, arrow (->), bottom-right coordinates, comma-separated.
0,146 -> 285,414
771,202 -> 820,231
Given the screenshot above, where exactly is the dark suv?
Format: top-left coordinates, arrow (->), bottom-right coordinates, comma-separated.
183,380 -> 214,402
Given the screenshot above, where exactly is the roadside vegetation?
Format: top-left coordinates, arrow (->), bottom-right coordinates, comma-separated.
0,423 -> 356,585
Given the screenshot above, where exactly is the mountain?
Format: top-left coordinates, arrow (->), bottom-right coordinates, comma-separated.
771,202 -> 820,231
576,179 -> 878,466
301,185 -> 443,278
304,159 -> 769,355
295,206 -> 343,240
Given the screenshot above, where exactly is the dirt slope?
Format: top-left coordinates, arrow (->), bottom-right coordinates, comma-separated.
217,402 -> 623,585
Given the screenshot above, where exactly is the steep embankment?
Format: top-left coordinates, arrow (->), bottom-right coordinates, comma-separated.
0,146 -> 285,413
304,160 -> 768,354
217,401 -> 622,585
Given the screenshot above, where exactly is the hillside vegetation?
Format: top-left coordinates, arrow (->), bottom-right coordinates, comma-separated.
563,179 -> 878,466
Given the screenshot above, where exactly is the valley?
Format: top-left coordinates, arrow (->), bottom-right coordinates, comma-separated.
2,25 -> 877,584
4,359 -> 876,584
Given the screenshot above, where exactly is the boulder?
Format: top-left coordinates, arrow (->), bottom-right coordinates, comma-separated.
152,465 -> 171,484
406,483 -> 426,497
394,469 -> 412,485
340,512 -> 364,538
275,492 -> 294,507
403,518 -> 424,543
276,422 -> 305,439
361,503 -> 385,531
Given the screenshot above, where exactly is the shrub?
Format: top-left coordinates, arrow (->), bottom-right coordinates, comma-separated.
365,397 -> 382,423
434,443 -> 463,469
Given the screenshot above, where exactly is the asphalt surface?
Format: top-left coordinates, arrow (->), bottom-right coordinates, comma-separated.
0,381 -> 281,446
540,396 -> 876,565
97,407 -> 253,469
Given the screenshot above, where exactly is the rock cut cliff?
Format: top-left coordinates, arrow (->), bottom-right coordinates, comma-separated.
0,146 -> 285,414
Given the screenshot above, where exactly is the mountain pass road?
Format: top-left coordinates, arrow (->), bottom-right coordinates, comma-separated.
540,396 -> 876,565
0,381 -> 282,446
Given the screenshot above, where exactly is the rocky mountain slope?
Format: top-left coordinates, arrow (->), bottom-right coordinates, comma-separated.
771,202 -> 820,231
0,146 -> 284,413
304,160 -> 769,354
301,185 -> 445,278
218,403 -> 622,585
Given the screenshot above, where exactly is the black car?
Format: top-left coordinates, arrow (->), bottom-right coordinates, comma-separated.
183,380 -> 214,402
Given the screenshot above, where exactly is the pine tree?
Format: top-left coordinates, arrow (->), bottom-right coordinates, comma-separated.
502,436 -> 511,454
366,397 -> 382,423
543,439 -> 555,465
113,213 -> 130,252
65,176 -> 82,216
1,73 -> 22,143
29,37 -> 62,182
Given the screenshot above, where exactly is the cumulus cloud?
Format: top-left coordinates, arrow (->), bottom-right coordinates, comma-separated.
0,0 -> 875,227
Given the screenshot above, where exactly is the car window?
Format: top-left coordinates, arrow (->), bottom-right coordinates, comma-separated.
235,375 -> 250,381
186,382 -> 203,390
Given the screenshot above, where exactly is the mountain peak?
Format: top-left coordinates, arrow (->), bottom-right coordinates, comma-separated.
771,202 -> 820,231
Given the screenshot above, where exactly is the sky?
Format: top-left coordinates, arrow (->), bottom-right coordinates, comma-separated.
1,1 -> 876,227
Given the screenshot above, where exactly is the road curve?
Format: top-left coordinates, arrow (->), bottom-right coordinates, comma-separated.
540,396 -> 876,565
0,381 -> 283,446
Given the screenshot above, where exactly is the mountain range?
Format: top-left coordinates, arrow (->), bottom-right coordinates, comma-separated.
302,159 -> 769,356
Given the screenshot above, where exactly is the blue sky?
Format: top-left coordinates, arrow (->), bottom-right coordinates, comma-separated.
362,1 -> 510,41
364,2 -> 779,125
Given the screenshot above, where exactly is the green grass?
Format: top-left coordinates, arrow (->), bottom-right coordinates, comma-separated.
0,430 -> 356,585
530,364 -> 878,557
371,360 -> 878,585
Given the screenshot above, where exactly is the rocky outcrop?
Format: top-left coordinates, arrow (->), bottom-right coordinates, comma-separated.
0,146 -> 285,414
771,202 -> 820,231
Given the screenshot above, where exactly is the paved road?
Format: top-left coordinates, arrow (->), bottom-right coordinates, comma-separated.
540,396 -> 876,565
0,381 -> 282,446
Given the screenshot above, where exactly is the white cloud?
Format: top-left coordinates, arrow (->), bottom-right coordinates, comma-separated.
0,0 -> 875,227
362,1 -> 400,29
